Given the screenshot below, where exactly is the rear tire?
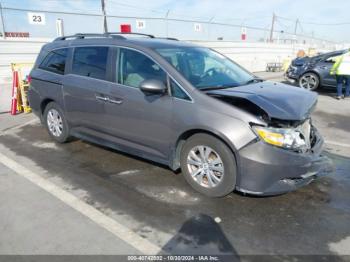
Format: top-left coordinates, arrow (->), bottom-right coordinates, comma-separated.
43,102 -> 71,143
180,134 -> 237,197
299,72 -> 320,91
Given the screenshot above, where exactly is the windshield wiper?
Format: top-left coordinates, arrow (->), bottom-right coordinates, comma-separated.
243,78 -> 264,85
199,84 -> 239,91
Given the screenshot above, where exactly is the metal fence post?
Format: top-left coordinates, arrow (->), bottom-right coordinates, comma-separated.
165,10 -> 170,38
0,3 -> 6,39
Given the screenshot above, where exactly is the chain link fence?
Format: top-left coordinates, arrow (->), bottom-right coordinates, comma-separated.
0,6 -> 338,49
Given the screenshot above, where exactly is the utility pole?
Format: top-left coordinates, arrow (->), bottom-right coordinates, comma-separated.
56,18 -> 64,37
0,3 -> 6,39
293,18 -> 299,45
294,18 -> 299,35
165,10 -> 170,37
101,0 -> 108,33
269,13 -> 275,43
208,16 -> 215,41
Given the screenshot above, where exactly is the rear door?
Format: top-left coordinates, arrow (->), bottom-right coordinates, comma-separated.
63,46 -> 113,131
29,48 -> 68,113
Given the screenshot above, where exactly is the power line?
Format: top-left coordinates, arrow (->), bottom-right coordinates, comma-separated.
300,21 -> 350,26
1,6 -> 101,16
106,0 -> 165,14
0,0 -> 100,14
106,0 -> 212,21
276,15 -> 350,26
275,18 -> 291,32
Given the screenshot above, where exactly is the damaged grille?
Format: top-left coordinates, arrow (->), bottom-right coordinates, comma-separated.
296,119 -> 318,152
298,119 -> 312,149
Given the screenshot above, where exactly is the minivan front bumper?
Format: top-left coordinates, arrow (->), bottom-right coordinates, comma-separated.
236,129 -> 333,195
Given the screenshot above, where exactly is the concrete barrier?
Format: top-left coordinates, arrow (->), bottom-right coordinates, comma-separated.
0,38 -> 49,84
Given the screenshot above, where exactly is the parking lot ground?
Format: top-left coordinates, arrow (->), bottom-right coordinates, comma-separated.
0,161 -> 141,255
1,74 -> 350,258
0,83 -> 11,114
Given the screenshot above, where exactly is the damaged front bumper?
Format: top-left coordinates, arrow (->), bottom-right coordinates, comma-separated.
236,129 -> 334,196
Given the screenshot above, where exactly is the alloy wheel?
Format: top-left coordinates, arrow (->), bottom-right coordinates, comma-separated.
299,74 -> 319,90
47,108 -> 63,137
186,145 -> 224,188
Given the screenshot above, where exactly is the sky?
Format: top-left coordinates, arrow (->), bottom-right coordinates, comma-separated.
1,0 -> 350,42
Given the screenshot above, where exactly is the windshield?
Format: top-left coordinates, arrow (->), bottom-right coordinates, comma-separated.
155,47 -> 256,90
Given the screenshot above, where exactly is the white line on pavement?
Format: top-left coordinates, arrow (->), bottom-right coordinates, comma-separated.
325,140 -> 350,148
0,118 -> 39,135
329,236 -> 350,255
0,152 -> 162,255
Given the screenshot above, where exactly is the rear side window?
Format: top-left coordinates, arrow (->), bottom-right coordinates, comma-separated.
72,46 -> 108,80
39,48 -> 67,75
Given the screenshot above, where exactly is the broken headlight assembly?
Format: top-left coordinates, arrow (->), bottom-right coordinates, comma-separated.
252,125 -> 309,151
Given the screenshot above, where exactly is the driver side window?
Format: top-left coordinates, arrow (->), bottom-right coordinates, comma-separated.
118,48 -> 167,88
203,55 -> 226,72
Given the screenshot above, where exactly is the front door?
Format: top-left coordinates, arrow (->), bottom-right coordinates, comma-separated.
104,48 -> 174,161
318,56 -> 337,86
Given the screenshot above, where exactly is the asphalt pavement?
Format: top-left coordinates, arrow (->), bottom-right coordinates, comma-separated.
0,72 -> 350,260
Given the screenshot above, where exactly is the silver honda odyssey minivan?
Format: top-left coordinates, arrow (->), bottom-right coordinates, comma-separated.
28,33 -> 331,197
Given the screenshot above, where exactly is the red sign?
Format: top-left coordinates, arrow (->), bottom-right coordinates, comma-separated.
120,24 -> 131,33
5,32 -> 30,37
241,27 -> 247,41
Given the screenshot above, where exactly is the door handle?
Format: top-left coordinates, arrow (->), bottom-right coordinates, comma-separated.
95,95 -> 108,102
108,97 -> 123,104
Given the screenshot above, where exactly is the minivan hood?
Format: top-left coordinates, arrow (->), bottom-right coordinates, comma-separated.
206,81 -> 318,121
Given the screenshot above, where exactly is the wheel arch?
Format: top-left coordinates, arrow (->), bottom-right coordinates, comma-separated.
38,98 -> 56,124
40,98 -> 55,116
170,128 -> 239,173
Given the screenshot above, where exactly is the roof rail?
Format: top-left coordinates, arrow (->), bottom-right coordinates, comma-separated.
107,32 -> 155,38
53,33 -> 126,41
53,32 -> 165,42
158,37 -> 179,41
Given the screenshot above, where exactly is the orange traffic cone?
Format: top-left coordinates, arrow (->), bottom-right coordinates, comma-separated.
10,70 -> 18,115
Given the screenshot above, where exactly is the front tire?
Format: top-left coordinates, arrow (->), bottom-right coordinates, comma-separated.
180,134 -> 237,197
43,102 -> 71,143
299,72 -> 320,91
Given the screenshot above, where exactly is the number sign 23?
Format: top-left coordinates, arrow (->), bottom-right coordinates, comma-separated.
28,12 -> 46,25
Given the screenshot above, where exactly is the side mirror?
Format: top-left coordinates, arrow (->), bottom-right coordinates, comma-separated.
139,79 -> 167,95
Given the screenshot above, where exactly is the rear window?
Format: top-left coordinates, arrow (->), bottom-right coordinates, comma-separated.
39,48 -> 67,75
72,46 -> 108,80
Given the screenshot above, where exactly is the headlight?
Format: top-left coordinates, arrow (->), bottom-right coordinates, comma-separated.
290,65 -> 297,71
253,126 -> 307,150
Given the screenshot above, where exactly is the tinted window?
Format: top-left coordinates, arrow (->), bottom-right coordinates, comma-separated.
118,48 -> 167,88
72,47 -> 108,80
170,80 -> 190,101
39,48 -> 67,75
